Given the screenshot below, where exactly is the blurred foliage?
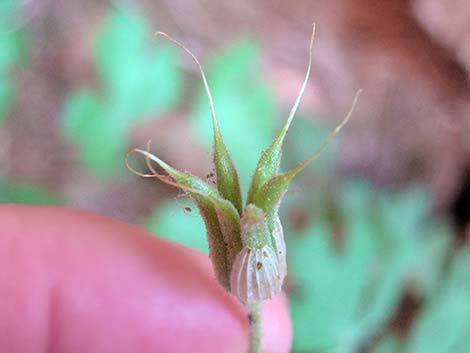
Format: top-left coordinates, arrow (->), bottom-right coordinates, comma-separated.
372,335 -> 400,353
61,9 -> 183,175
0,0 -> 28,121
0,2 -> 43,205
287,181 -> 454,352
403,246 -> 470,353
191,39 -> 279,190
0,0 -> 24,31
0,179 -> 60,204
146,200 -> 208,254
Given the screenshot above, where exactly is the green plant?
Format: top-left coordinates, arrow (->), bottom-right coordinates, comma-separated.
127,27 -> 361,353
146,35 -> 286,250
61,9 -> 182,175
191,38 -> 278,190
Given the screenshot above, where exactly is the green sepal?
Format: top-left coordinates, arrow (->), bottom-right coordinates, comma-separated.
209,192 -> 243,270
155,31 -> 243,215
252,138 -> 340,216
213,126 -> 243,215
129,148 -> 242,290
143,151 -> 218,197
195,193 -> 243,288
192,195 -> 231,289
252,172 -> 293,215
246,130 -> 285,206
252,88 -> 361,216
246,24 -> 315,205
251,140 -> 339,217
151,154 -> 243,273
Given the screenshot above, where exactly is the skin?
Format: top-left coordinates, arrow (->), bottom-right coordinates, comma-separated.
0,204 -> 291,353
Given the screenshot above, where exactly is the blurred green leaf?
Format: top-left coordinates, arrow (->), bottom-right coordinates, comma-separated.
62,89 -> 104,140
191,39 -> 278,190
95,10 -> 147,96
0,0 -> 23,34
96,10 -> 182,118
287,181 -> 452,352
403,247 -> 470,353
0,33 -> 25,74
145,201 -> 209,253
0,180 -> 60,204
0,0 -> 28,121
372,335 -> 400,353
61,89 -> 125,172
62,9 -> 183,176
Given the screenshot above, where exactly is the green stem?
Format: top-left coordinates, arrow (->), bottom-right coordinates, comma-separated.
246,302 -> 263,353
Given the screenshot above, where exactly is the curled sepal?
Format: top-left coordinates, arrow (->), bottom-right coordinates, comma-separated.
126,147 -> 241,290
155,32 -> 243,215
230,245 -> 282,304
252,89 -> 362,214
246,23 -> 315,204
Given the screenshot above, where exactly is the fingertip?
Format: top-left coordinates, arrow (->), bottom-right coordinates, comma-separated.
262,294 -> 292,353
0,204 -> 292,353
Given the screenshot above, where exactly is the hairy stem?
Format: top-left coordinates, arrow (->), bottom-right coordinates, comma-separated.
246,302 -> 263,353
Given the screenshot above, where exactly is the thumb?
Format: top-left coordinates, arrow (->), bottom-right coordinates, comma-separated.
0,204 -> 291,353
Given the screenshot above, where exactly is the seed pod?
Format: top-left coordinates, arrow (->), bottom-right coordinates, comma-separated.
230,204 -> 282,303
230,245 -> 282,304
